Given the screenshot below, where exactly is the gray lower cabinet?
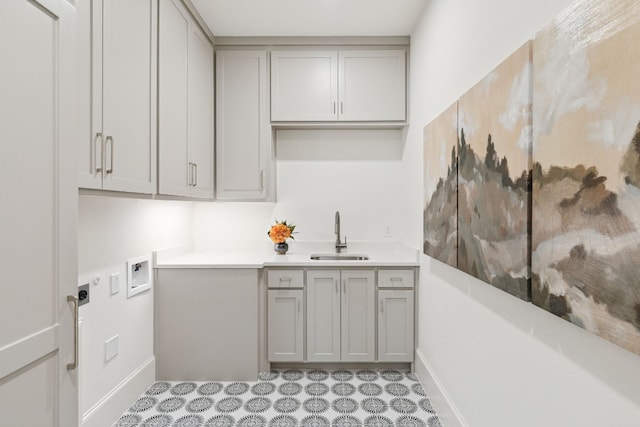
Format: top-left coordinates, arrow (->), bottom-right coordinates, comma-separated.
306,270 -> 341,361
267,289 -> 304,362
307,270 -> 376,362
378,289 -> 414,362
155,268 -> 259,380
266,267 -> 415,364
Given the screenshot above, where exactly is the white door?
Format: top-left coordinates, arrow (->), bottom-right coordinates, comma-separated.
216,50 -> 269,200
99,0 -> 156,193
0,0 -> 78,425
268,290 -> 304,362
338,50 -> 406,121
188,26 -> 214,199
306,270 -> 341,362
341,270 -> 376,362
378,290 -> 414,362
271,50 -> 338,121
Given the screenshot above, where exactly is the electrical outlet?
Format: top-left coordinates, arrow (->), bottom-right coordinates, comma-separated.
105,335 -> 119,362
384,226 -> 393,238
78,283 -> 90,306
110,273 -> 120,295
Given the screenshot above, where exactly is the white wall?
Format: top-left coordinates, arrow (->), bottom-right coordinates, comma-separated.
194,129 -> 406,250
406,1 -> 640,426
77,196 -> 192,426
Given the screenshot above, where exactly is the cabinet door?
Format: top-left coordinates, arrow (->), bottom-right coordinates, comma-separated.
155,269 -> 259,380
216,50 -> 270,200
341,270 -> 375,362
268,289 -> 303,362
100,0 -> 156,193
271,50 -> 338,121
338,50 -> 406,121
158,0 -> 189,196
74,0 -> 98,189
188,26 -> 214,198
378,289 -> 414,362
306,270 -> 341,362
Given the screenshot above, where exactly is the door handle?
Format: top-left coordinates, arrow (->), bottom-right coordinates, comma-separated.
297,299 -> 301,313
193,163 -> 198,187
189,162 -> 197,187
343,279 -> 346,294
67,295 -> 79,371
380,300 -> 384,314
335,280 -> 338,293
94,132 -> 103,174
105,136 -> 114,174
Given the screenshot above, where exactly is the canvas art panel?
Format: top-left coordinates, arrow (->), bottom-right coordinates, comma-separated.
532,0 -> 640,355
456,41 -> 532,301
423,102 -> 458,268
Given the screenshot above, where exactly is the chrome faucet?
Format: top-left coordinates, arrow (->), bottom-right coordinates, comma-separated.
335,211 -> 347,253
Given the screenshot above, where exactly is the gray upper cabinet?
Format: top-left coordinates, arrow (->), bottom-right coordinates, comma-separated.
216,50 -> 271,200
271,49 -> 406,123
158,0 -> 214,199
271,50 -> 338,122
80,0 -> 157,194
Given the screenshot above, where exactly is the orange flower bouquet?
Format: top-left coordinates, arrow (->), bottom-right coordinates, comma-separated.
268,220 -> 296,254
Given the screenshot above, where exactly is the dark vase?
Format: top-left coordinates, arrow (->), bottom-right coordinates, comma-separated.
274,242 -> 289,255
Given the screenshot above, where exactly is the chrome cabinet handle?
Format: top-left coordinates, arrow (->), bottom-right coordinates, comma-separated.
105,136 -> 114,174
193,163 -> 198,187
188,162 -> 197,187
297,299 -> 301,313
343,279 -> 346,294
94,132 -> 103,174
67,295 -> 79,371
340,101 -> 344,114
259,170 -> 264,192
390,277 -> 403,284
380,300 -> 384,314
279,276 -> 292,282
333,101 -> 336,114
335,280 -> 338,293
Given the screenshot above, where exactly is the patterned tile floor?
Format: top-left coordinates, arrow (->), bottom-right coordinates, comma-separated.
114,369 -> 442,427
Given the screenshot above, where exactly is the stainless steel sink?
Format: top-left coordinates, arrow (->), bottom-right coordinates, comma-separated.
310,254 -> 369,261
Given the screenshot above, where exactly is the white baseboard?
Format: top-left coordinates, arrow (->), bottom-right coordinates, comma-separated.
414,349 -> 468,427
82,357 -> 155,427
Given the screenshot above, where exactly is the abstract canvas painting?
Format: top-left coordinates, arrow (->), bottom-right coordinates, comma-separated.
532,0 -> 640,355
423,102 -> 458,268
456,41 -> 533,301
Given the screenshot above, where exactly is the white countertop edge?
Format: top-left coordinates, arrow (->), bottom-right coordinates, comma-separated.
154,242 -> 420,269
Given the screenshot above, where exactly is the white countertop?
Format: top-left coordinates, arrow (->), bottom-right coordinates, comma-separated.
155,242 -> 419,268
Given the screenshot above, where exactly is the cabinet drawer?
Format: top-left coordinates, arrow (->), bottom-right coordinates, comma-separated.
378,269 -> 414,288
267,269 -> 304,288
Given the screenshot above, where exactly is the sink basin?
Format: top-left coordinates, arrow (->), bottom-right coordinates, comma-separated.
310,254 -> 369,261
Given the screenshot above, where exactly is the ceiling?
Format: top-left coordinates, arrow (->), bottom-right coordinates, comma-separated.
189,0 -> 428,37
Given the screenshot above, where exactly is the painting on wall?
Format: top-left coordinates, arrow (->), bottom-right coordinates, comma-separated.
532,0 -> 640,355
456,41 -> 533,301
423,102 -> 458,268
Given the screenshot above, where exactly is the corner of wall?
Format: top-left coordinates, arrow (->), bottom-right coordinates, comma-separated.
414,349 -> 467,427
